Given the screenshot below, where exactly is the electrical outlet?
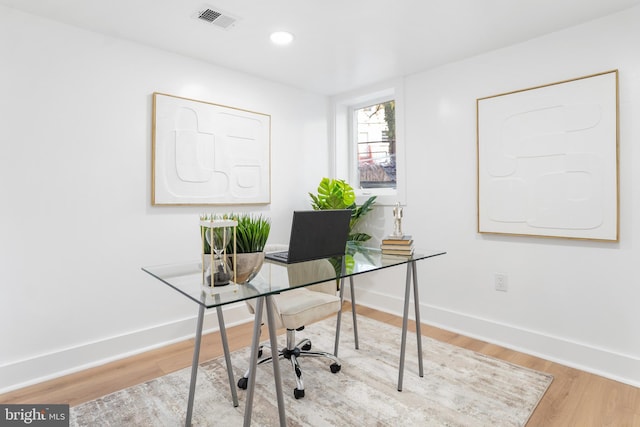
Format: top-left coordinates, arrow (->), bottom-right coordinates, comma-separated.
494,273 -> 508,292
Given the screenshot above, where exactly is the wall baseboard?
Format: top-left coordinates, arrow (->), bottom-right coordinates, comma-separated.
348,288 -> 640,388
3,289 -> 638,395
0,303 -> 253,395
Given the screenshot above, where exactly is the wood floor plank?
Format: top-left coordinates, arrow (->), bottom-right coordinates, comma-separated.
1,303 -> 638,426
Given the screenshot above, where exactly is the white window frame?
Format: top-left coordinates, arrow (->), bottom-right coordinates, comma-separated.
330,78 -> 406,206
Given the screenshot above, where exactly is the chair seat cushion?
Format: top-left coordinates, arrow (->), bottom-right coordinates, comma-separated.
276,288 -> 341,330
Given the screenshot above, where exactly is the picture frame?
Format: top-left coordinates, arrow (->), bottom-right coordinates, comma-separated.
477,70 -> 619,241
152,92 -> 271,205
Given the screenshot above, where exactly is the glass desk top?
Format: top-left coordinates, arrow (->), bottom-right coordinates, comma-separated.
142,245 -> 446,309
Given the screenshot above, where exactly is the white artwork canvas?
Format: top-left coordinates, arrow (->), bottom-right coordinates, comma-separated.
152,93 -> 271,205
477,71 -> 618,241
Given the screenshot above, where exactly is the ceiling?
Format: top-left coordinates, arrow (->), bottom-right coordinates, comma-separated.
2,0 -> 640,95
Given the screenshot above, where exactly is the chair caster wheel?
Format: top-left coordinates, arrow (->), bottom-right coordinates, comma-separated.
294,388 -> 305,399
330,363 -> 341,373
258,348 -> 263,357
237,377 -> 248,390
301,342 -> 312,351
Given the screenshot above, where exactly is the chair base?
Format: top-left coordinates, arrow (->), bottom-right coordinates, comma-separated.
237,327 -> 341,399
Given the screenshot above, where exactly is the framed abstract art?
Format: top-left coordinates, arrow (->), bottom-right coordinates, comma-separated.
152,92 -> 271,205
477,70 -> 619,241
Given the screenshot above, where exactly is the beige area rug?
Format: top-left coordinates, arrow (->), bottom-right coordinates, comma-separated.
71,316 -> 553,426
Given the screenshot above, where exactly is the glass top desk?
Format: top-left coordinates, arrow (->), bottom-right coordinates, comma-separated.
142,245 -> 446,427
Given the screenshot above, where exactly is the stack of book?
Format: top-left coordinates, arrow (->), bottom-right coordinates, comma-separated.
380,235 -> 414,256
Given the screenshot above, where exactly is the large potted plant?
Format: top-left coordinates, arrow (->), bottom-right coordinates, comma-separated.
309,177 -> 376,276
309,177 -> 376,243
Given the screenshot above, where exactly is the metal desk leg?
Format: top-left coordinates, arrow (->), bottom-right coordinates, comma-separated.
243,297 -> 264,427
411,261 -> 424,377
185,304 -> 205,427
349,276 -> 359,350
243,296 -> 286,427
397,261 -> 413,392
265,295 -> 286,427
216,306 -> 239,407
334,275 -> 346,357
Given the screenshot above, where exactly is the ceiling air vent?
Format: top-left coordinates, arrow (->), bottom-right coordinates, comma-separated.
194,5 -> 238,30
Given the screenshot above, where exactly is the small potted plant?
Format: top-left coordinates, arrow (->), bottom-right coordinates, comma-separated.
226,213 -> 271,284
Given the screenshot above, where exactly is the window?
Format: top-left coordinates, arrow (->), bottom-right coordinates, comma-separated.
331,79 -> 405,205
354,100 -> 396,190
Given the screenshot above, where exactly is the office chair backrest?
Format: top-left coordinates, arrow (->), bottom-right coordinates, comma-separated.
287,259 -> 337,295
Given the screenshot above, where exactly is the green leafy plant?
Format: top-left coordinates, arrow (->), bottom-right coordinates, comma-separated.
309,177 -> 356,210
231,213 -> 271,253
309,178 -> 377,282
309,177 -> 376,242
200,213 -> 271,254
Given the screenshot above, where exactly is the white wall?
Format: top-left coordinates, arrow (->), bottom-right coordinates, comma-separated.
351,6 -> 640,387
0,6 -> 329,392
3,4 -> 639,394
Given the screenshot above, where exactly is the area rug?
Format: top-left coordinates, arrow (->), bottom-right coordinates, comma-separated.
71,316 -> 553,426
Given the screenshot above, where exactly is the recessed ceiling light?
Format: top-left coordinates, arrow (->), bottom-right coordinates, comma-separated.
270,31 -> 294,45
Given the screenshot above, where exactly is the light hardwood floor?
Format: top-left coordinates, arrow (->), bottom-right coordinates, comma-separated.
1,304 -> 638,426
